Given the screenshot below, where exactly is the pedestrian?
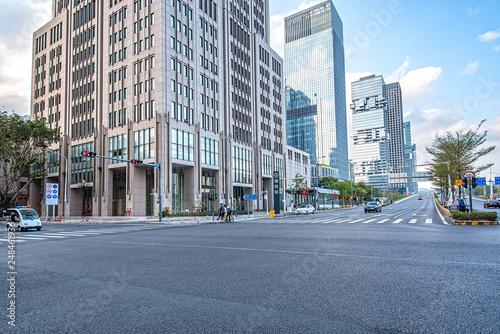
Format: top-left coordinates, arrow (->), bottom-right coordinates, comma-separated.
226,205 -> 232,221
217,203 -> 224,220
458,198 -> 468,212
223,205 -> 227,220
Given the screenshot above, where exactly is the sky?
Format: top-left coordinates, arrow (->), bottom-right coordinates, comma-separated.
1,0 -> 499,187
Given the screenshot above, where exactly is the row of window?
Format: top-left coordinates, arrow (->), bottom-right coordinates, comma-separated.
134,56 -> 155,74
109,47 -> 127,65
72,26 -> 95,50
171,79 -> 194,100
109,108 -> 128,128
171,58 -> 194,79
200,137 -> 219,166
133,35 -> 154,54
73,44 -> 95,66
172,128 -> 194,162
170,0 -> 193,20
170,16 -> 193,39
109,6 -> 127,26
170,37 -> 194,59
109,88 -> 128,104
109,67 -> 128,84
134,78 -> 155,96
201,113 -> 219,133
109,28 -> 127,45
170,101 -> 194,124
134,100 -> 155,122
134,13 -> 155,33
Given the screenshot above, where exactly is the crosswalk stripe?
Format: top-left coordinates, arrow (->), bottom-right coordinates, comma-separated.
34,234 -> 67,238
425,219 -> 433,224
361,219 -> 375,224
14,236 -> 49,240
348,219 -> 363,224
377,219 -> 389,224
408,219 -> 417,224
392,219 -> 402,224
0,239 -> 26,243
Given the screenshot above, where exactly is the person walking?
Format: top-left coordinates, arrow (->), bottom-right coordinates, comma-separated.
217,203 -> 225,220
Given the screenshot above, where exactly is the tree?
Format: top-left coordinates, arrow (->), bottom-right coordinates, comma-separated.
426,120 -> 495,199
0,111 -> 59,210
289,173 -> 307,207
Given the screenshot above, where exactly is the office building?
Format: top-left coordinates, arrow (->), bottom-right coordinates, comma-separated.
383,82 -> 405,191
350,75 -> 390,190
284,0 -> 349,180
403,121 -> 418,194
30,0 -> 285,217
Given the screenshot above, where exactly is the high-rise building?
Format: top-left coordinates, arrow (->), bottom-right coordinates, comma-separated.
350,75 -> 390,190
403,121 -> 418,194
284,0 -> 349,180
383,82 -> 405,191
30,0 -> 285,217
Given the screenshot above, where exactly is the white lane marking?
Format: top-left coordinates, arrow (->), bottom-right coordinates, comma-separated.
334,220 -> 349,224
425,219 -> 433,224
12,236 -> 48,240
377,219 -> 389,224
433,197 -> 449,225
392,219 -> 402,224
360,219 -> 376,224
408,219 -> 417,224
348,219 -> 363,224
34,234 -> 67,238
0,239 -> 26,243
56,232 -> 88,236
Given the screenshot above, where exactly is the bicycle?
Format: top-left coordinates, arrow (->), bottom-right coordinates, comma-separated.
81,215 -> 89,222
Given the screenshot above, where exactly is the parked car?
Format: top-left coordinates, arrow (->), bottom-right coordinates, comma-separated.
364,202 -> 382,213
483,200 -> 500,208
296,204 -> 315,214
5,208 -> 42,231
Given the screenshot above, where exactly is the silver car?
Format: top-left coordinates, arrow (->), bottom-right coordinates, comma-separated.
364,202 -> 382,213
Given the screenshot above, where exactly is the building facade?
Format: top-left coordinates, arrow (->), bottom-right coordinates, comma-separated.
350,75 -> 390,190
30,0 -> 285,217
284,0 -> 349,180
403,121 -> 418,194
383,82 -> 405,191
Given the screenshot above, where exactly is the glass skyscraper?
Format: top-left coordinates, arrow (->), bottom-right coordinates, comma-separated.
284,0 -> 349,180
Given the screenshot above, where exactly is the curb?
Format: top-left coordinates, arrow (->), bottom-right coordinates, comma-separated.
453,221 -> 498,226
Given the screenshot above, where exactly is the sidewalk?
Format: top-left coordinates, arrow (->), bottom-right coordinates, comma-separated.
43,211 -> 271,225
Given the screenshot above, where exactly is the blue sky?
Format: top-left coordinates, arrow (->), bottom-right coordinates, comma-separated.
0,0 -> 499,183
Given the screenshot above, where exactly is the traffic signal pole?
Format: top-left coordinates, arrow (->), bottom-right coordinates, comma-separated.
81,151 -> 162,222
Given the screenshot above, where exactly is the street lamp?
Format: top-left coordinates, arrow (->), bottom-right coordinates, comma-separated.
48,149 -> 68,221
77,179 -> 87,217
221,134 -> 233,208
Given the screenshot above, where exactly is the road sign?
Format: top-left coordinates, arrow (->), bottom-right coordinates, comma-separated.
476,177 -> 486,185
243,194 -> 257,200
45,183 -> 59,205
463,171 -> 475,179
495,177 -> 500,185
455,179 -> 463,186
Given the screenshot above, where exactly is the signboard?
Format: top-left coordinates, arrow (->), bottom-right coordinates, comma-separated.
273,171 -> 280,215
45,183 -> 59,205
463,171 -> 475,179
455,179 -> 463,186
495,177 -> 500,185
476,177 -> 486,186
243,194 -> 257,200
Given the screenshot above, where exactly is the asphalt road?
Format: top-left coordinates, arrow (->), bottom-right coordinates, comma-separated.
1,194 -> 499,333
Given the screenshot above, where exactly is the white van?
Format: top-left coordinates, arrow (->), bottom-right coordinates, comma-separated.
6,208 -> 42,231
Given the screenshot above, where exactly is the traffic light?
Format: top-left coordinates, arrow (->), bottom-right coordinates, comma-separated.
472,177 -> 478,189
213,193 -> 217,201
208,193 -> 213,201
462,178 -> 468,189
130,159 -> 143,165
81,150 -> 96,158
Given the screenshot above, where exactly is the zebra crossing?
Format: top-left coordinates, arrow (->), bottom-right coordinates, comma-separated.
0,225 -> 164,245
236,217 -> 445,225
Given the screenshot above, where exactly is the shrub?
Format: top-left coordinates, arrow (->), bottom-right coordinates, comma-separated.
452,211 -> 497,221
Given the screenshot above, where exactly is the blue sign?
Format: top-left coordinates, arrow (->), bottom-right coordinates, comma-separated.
476,177 -> 486,185
495,177 -> 500,185
243,194 -> 257,200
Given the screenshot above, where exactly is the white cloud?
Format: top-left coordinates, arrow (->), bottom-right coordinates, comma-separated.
477,29 -> 500,42
386,57 -> 409,83
0,0 -> 51,114
399,66 -> 443,104
460,60 -> 479,75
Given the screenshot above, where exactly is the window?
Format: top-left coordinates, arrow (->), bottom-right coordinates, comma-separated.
172,129 -> 194,161
108,134 -> 127,164
133,128 -> 155,160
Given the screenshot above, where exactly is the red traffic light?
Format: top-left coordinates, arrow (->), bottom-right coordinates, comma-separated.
81,151 -> 96,158
130,159 -> 143,165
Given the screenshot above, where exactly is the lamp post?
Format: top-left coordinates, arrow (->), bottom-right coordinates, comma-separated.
222,134 -> 233,208
48,150 -> 68,221
77,179 -> 87,217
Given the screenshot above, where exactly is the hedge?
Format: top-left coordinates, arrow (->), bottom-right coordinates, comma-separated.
452,211 -> 498,221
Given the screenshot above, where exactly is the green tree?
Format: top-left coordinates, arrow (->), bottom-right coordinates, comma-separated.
426,120 -> 495,199
289,173 -> 307,207
0,111 -> 59,210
